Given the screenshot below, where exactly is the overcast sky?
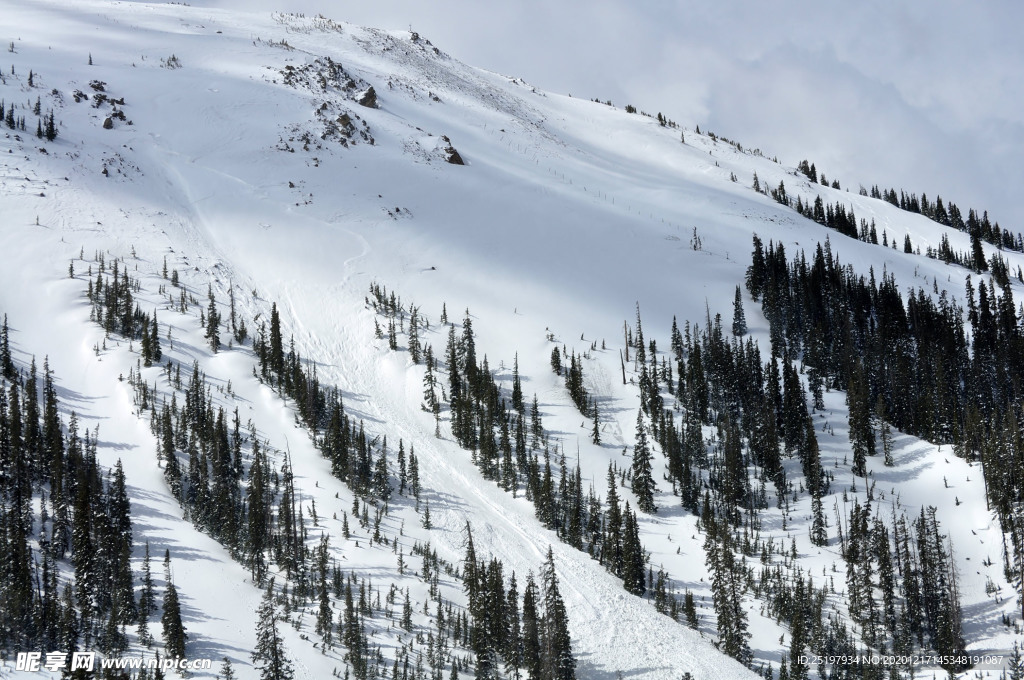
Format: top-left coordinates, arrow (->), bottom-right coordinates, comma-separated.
205,0 -> 1024,230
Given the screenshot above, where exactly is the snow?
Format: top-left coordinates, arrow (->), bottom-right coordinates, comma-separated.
1,1 -> 1020,678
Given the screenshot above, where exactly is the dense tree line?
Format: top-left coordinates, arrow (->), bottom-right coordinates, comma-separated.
0,315 -> 187,669
795,157 -> 1024,253
463,526 -> 576,680
744,233 -> 1024,536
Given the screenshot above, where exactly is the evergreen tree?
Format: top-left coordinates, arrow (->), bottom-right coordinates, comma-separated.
512,353 -> 524,413
631,410 -> 656,513
621,503 -> 646,596
732,285 -> 747,336
161,571 -> 187,659
108,460 -> 137,624
540,547 -> 576,680
252,580 -> 294,680
704,514 -> 751,666
422,345 -> 439,414
810,493 -> 827,547
521,573 -> 542,680
206,286 -> 221,352
138,542 -> 155,645
269,303 -> 284,378
315,536 -> 333,646
504,572 -> 523,679
602,464 -> 623,577
246,439 -> 269,583
683,591 -> 699,629
847,361 -> 875,477
44,110 -> 57,141
876,394 -> 894,466
746,235 -> 766,300
408,306 -> 421,364
0,314 -> 14,379
1006,641 -> 1024,680
219,657 -> 237,680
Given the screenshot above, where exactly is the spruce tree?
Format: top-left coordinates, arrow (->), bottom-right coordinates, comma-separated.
0,314 -> 14,379
704,514 -> 751,665
876,394 -> 894,466
847,361 -> 875,477
269,303 -> 284,378
252,580 -> 294,680
315,536 -> 333,646
621,503 -> 646,596
504,572 -> 523,679
138,542 -> 155,645
731,285 -> 747,336
631,410 -> 656,513
810,493 -> 827,547
602,464 -> 623,576
511,353 -> 524,413
540,547 -> 576,680
206,286 -> 220,352
220,657 -> 237,680
44,110 -> 57,141
521,573 -> 542,680
408,306 -> 421,364
161,573 -> 187,659
246,439 -> 269,583
1006,641 -> 1023,680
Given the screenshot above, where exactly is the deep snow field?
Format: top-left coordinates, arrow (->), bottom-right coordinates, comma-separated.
0,2 -> 1020,677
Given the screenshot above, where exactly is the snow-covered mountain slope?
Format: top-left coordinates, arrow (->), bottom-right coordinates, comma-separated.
1,1 -> 1021,678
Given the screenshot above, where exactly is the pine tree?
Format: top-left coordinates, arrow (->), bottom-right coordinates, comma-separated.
252,580 -> 294,680
108,460 -> 137,624
704,514 -> 751,666
540,547 -> 576,679
138,542 -> 155,645
810,493 -> 827,547
246,439 -> 269,583
621,503 -> 646,596
408,306 -> 421,364
388,317 -> 398,351
44,110 -> 57,141
683,591 -> 699,629
422,345 -> 439,414
206,286 -> 221,352
521,573 -> 542,680
504,572 -> 523,679
732,285 -> 747,336
746,235 -> 766,300
421,500 -> 432,529
511,353 -> 524,413
219,657 -> 237,680
876,393 -> 894,466
315,536 -> 333,646
1006,641 -> 1023,680
631,410 -> 656,513
161,570 -> 187,659
0,314 -> 14,379
847,361 -> 875,477
269,303 -> 284,378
